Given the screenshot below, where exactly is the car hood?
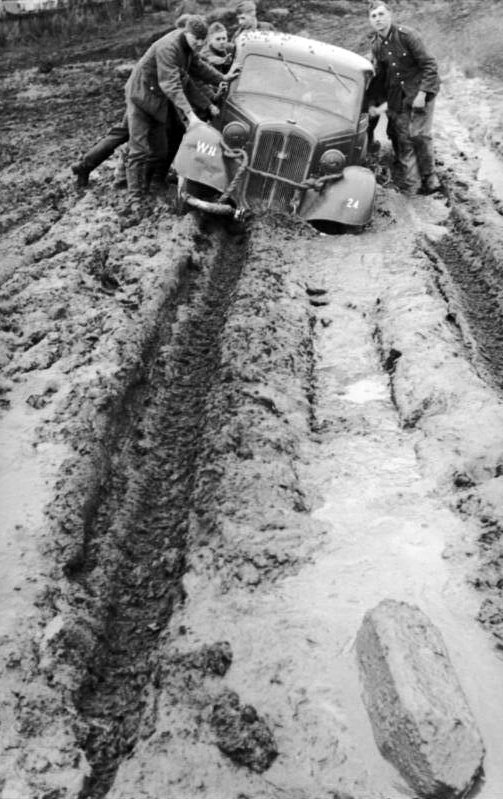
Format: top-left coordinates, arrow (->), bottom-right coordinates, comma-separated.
229,94 -> 355,139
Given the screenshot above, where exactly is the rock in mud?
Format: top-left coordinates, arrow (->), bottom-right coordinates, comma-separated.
210,688 -> 278,772
356,599 -> 484,798
187,641 -> 233,676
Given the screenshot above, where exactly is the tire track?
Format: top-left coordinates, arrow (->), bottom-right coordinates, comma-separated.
62,221 -> 250,799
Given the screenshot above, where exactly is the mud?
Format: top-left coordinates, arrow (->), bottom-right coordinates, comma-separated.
3,1 -> 503,797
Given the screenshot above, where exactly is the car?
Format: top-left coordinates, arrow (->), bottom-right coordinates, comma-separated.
173,30 -> 377,230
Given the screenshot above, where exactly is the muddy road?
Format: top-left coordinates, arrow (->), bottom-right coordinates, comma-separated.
3,2 -> 503,797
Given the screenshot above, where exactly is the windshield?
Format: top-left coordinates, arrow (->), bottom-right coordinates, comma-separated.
234,53 -> 359,121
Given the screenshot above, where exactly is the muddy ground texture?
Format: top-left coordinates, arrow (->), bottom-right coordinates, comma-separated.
3,0 -> 503,797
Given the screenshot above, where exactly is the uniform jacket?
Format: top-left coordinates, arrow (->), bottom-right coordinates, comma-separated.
370,24 -> 440,113
189,43 -> 233,116
126,28 -> 224,123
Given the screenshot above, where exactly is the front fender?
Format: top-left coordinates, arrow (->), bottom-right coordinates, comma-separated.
172,122 -> 229,193
300,166 -> 376,228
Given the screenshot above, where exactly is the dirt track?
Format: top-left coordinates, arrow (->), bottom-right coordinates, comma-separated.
3,2 -> 503,797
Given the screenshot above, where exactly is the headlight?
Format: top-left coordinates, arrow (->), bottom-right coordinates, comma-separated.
222,121 -> 250,149
319,149 -> 346,175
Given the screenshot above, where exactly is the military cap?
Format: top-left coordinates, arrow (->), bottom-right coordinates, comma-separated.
235,1 -> 256,14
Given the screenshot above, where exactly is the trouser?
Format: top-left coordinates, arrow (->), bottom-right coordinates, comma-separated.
367,114 -> 379,147
388,99 -> 436,188
367,113 -> 398,156
80,112 -> 129,171
386,116 -> 399,158
126,99 -> 185,199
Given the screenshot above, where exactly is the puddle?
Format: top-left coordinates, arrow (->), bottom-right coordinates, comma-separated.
340,377 -> 389,404
477,146 -> 503,203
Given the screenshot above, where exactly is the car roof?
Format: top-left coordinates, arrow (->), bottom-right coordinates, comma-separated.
235,30 -> 373,79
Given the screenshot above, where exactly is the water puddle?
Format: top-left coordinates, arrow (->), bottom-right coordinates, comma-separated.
477,146 -> 503,203
340,377 -> 389,404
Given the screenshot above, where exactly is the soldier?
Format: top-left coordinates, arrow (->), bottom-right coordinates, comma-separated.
124,15 -> 239,209
200,21 -> 234,72
368,1 -> 440,194
232,0 -> 274,42
70,14 -> 208,190
190,22 -> 234,121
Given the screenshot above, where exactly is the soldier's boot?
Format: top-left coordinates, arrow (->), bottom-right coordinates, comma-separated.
420,173 -> 441,195
124,163 -> 147,223
113,151 -> 128,189
146,159 -> 170,195
71,137 -> 122,188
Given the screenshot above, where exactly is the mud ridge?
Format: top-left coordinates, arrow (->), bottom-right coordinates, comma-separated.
426,206 -> 503,391
46,223 -> 249,799
371,313 -> 401,418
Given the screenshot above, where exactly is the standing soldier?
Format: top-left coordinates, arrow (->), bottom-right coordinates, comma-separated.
368,1 -> 441,194
124,14 -> 239,211
232,0 -> 274,42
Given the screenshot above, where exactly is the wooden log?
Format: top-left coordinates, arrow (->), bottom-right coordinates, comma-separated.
356,599 -> 484,798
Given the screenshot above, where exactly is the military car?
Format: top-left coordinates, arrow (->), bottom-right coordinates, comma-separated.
173,30 -> 376,229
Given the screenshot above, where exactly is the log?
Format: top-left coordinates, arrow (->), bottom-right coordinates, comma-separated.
356,599 -> 484,798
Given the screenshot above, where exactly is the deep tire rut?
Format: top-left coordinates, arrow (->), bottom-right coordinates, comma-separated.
70,222 -> 249,799
428,227 -> 503,389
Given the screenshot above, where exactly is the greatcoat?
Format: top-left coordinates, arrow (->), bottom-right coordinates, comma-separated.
126,28 -> 224,124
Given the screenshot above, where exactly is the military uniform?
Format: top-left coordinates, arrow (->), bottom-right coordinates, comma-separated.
371,24 -> 440,190
199,40 -> 234,72
125,27 -> 224,199
71,113 -> 129,188
188,39 -> 234,118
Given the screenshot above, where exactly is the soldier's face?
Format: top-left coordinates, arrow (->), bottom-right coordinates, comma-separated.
369,5 -> 392,36
237,11 -> 257,28
185,31 -> 206,52
210,30 -> 228,51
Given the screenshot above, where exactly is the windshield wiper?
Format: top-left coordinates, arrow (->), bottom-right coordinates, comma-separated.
327,64 -> 351,93
278,51 -> 299,82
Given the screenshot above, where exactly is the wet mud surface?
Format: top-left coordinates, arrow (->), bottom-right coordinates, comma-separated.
3,2 -> 503,797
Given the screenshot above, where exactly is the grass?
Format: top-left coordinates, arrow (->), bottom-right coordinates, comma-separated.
1,0 -> 503,81
0,0 -> 143,49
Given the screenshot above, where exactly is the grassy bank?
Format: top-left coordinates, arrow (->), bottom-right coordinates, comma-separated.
1,0 -> 502,81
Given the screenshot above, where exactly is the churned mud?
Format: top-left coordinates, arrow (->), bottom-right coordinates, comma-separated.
3,1 -> 503,797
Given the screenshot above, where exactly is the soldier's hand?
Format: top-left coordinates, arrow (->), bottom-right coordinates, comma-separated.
368,102 -> 387,117
224,63 -> 241,81
209,104 -> 220,118
187,111 -> 202,127
412,91 -> 426,110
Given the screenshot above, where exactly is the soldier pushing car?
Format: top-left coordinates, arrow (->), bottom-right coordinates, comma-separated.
71,15 -> 237,193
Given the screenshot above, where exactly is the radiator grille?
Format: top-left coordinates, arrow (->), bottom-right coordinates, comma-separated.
246,129 -> 312,212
